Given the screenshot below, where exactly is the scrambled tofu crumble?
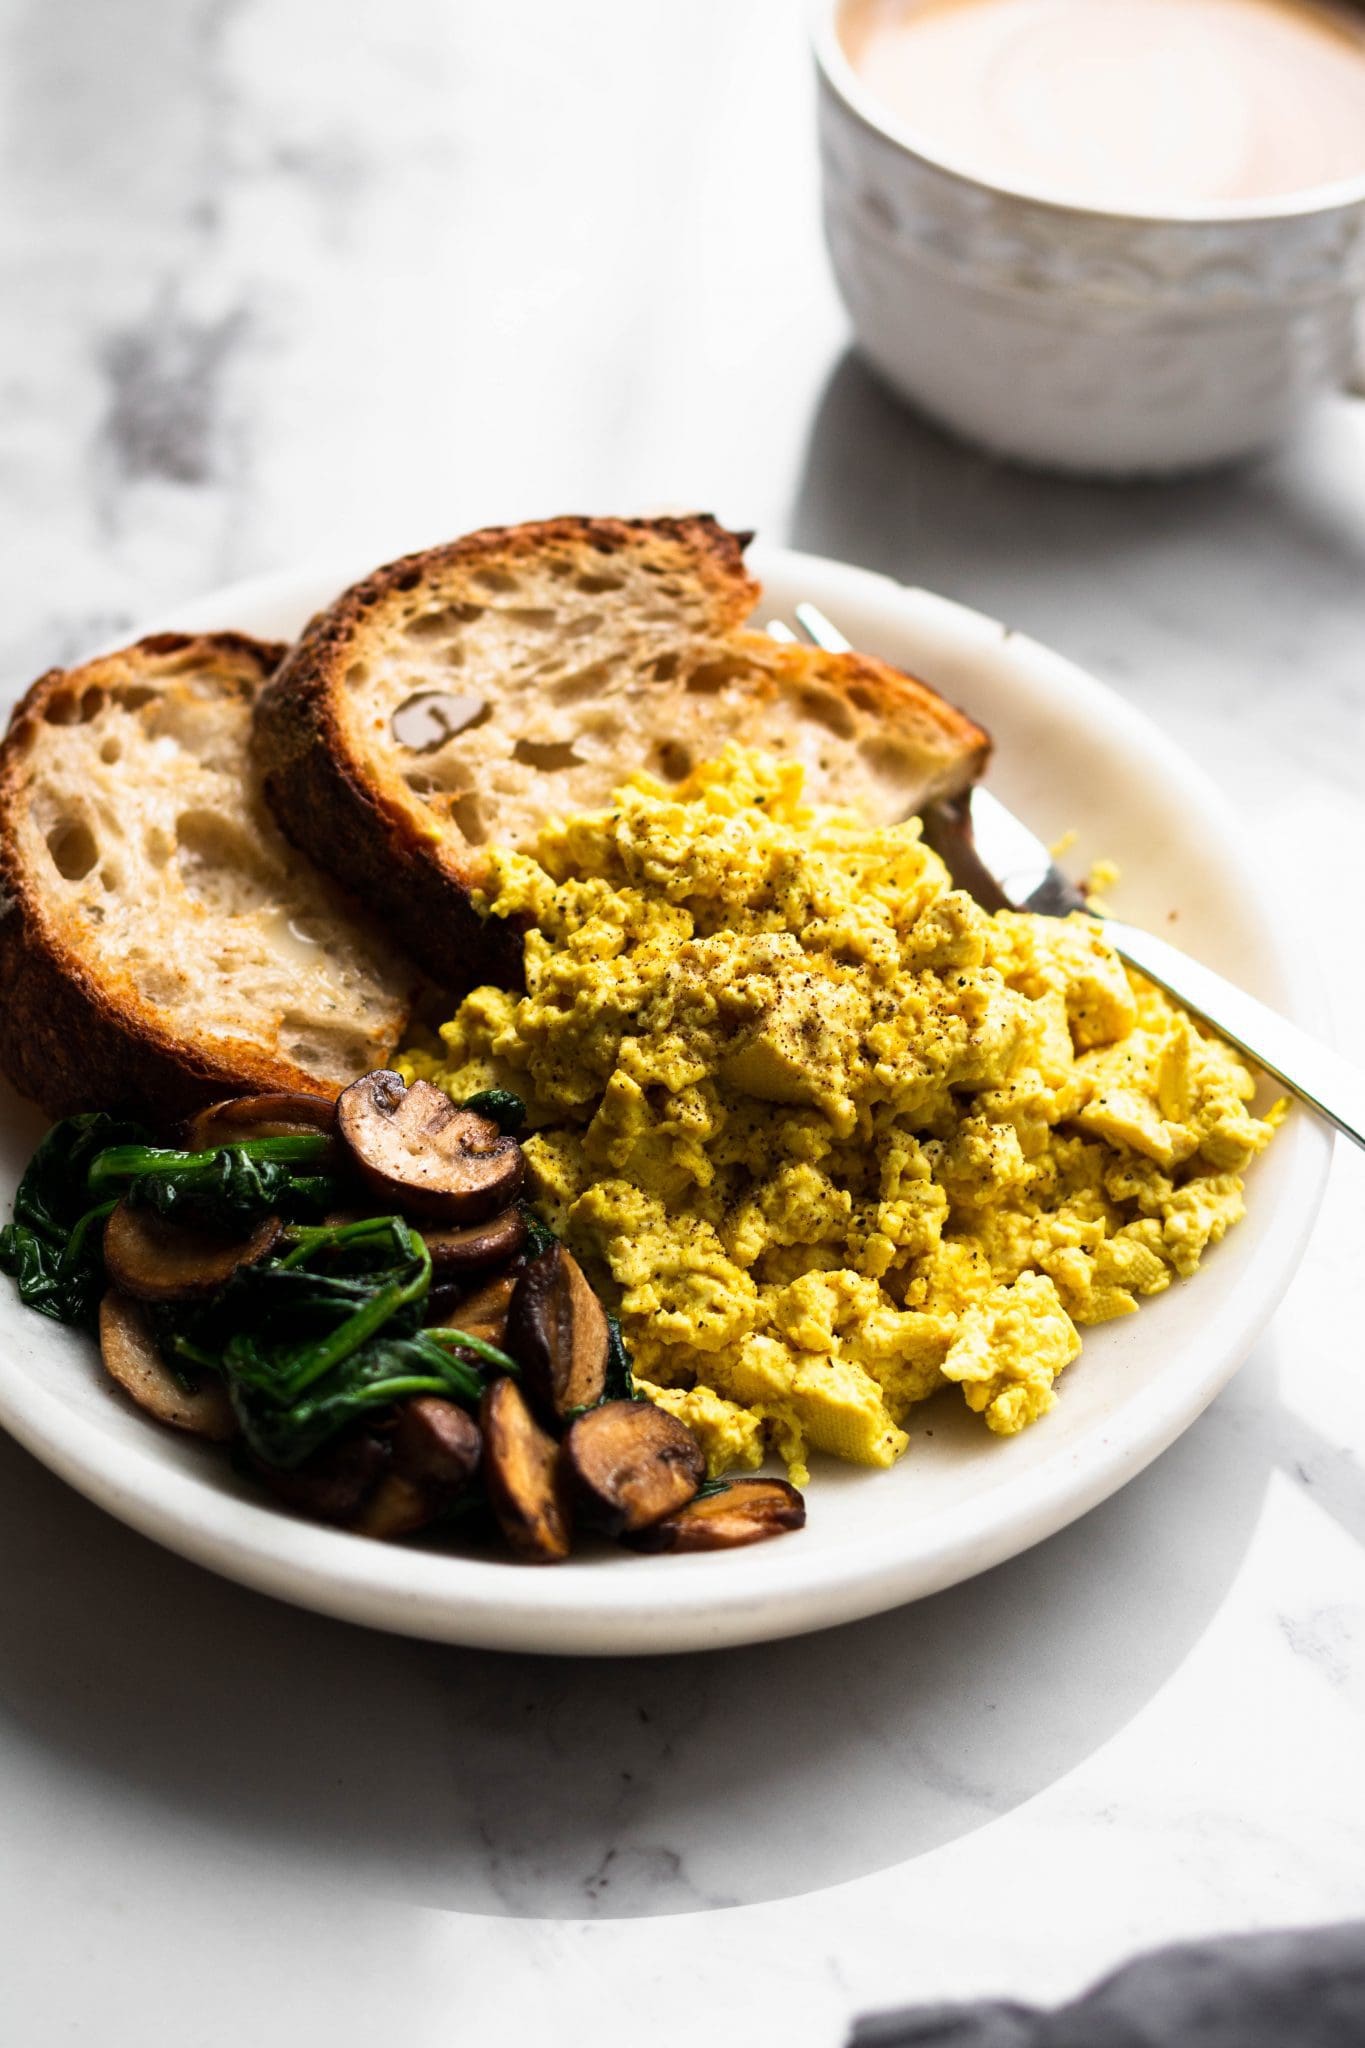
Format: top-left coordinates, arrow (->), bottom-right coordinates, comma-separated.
401,748 -> 1277,1485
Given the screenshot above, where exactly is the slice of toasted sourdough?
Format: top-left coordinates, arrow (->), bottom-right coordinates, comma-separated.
252,515 -> 990,989
0,633 -> 420,1121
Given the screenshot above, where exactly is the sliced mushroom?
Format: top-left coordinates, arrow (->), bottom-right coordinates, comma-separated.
423,1206 -> 527,1278
481,1376 -> 571,1563
183,1091 -> 338,1149
103,1201 -> 282,1302
251,1432 -> 391,1523
352,1398 -> 483,1540
392,1396 -> 482,1488
625,1477 -> 806,1553
352,1474 -> 440,1542
562,1400 -> 705,1537
98,1290 -> 236,1440
505,1244 -> 609,1425
431,1268 -> 520,1347
337,1071 -> 523,1223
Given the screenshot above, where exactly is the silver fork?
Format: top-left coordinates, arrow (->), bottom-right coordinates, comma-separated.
770,603 -> 1364,1151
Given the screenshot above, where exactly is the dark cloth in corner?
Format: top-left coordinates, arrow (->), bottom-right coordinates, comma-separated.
852,1924 -> 1365,2047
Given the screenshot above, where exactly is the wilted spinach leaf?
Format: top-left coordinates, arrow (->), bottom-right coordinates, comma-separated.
90,1133 -> 337,1228
521,1204 -> 558,1260
228,1329 -> 494,1466
156,1216 -> 515,1467
0,1112 -> 147,1326
604,1314 -> 640,1402
462,1088 -> 527,1134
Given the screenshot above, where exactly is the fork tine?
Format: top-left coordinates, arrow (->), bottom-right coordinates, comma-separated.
793,602 -> 853,655
768,602 -> 854,653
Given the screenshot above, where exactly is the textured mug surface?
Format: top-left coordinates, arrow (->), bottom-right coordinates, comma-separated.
814,0 -> 1365,475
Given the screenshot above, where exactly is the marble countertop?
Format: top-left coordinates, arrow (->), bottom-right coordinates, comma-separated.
1,2 -> 1362,2041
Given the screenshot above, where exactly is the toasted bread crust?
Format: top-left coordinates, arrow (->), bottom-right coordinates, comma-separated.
0,634 -> 410,1123
254,516 -> 757,989
252,642 -> 520,995
0,914 -> 344,1122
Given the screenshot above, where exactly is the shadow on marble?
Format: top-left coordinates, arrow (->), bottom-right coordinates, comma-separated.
1273,1410 -> 1365,1553
787,351 -> 1365,675
0,1342 -> 1287,1920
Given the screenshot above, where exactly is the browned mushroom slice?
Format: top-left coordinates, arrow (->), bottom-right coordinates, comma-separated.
98,1290 -> 237,1440
103,1201 -> 282,1303
505,1245 -> 609,1425
352,1474 -> 438,1542
337,1071 -> 523,1223
251,1432 -> 391,1523
391,1395 -> 483,1485
423,1206 -> 527,1278
183,1091 -> 339,1149
431,1269 -> 520,1346
352,1398 -> 483,1540
562,1400 -> 705,1537
625,1477 -> 806,1553
481,1376 -> 571,1563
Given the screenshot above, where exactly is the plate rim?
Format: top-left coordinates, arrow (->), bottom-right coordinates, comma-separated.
0,543 -> 1334,1654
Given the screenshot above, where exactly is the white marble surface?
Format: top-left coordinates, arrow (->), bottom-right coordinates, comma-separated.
1,2 -> 1363,2041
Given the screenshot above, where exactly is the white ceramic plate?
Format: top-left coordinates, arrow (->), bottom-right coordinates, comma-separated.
0,546 -> 1333,1654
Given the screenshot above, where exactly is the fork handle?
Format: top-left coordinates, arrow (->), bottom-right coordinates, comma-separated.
1105,919 -> 1363,1151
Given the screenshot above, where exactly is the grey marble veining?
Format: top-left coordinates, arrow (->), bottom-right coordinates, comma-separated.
0,2 -> 1363,2043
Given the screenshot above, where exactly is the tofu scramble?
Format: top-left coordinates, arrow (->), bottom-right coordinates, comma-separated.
400,748 -> 1278,1486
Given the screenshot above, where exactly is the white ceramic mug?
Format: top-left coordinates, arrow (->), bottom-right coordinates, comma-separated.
813,0 -> 1365,475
